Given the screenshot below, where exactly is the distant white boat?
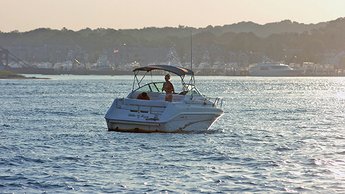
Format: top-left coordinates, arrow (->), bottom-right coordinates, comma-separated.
248,63 -> 302,76
105,65 -> 223,133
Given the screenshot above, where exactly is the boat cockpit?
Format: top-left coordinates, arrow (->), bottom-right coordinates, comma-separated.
128,65 -> 203,101
128,81 -> 202,102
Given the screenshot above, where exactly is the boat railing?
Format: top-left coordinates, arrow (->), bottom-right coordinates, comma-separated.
207,97 -> 223,108
186,95 -> 223,108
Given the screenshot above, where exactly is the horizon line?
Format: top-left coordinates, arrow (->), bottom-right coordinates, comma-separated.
2,17 -> 343,33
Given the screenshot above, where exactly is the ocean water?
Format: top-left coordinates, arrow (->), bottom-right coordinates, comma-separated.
1,75 -> 345,193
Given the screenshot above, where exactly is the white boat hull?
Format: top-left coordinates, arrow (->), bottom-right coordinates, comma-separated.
105,98 -> 223,133
104,65 -> 224,133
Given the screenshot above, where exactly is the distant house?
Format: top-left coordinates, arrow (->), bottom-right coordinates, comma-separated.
34,62 -> 54,69
54,61 -> 73,71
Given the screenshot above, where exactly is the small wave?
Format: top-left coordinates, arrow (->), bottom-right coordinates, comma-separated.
53,155 -> 81,162
91,112 -> 103,115
334,135 -> 345,140
308,158 -> 335,166
2,124 -> 10,127
189,129 -> 224,134
61,176 -> 82,183
0,173 -> 29,181
11,155 -> 46,164
49,111 -> 75,116
274,146 -> 294,152
26,179 -> 64,190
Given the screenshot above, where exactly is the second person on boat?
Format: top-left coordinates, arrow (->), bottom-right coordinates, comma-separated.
162,74 -> 175,102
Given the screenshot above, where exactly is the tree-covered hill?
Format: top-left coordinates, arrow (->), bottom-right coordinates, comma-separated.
1,18 -> 344,66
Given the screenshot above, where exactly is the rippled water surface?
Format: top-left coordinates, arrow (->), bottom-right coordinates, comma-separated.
1,75 -> 345,193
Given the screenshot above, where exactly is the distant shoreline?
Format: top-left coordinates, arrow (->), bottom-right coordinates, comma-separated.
3,69 -> 345,78
0,70 -> 49,79
0,75 -> 49,79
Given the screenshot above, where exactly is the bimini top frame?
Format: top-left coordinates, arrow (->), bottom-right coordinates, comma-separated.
132,65 -> 196,91
134,65 -> 194,76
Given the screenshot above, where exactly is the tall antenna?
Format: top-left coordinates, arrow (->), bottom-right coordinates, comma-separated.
190,29 -> 193,70
189,29 -> 195,85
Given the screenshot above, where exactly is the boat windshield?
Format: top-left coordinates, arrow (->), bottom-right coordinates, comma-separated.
130,65 -> 202,96
133,81 -> 202,96
135,82 -> 164,93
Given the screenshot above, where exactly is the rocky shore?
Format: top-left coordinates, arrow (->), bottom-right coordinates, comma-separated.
0,70 -> 47,79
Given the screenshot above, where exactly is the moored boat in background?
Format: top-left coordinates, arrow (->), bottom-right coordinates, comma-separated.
248,63 -> 302,76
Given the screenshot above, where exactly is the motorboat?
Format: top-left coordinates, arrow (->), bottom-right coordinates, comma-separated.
248,63 -> 302,76
105,65 -> 223,133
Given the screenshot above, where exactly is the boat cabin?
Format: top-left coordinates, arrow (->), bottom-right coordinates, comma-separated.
128,65 -> 202,102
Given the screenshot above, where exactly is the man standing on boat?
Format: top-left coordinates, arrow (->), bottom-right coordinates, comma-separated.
162,74 -> 174,102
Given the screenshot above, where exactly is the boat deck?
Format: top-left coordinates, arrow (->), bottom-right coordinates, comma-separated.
128,91 -> 185,102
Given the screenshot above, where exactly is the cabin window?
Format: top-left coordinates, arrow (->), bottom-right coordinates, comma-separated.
260,67 -> 269,70
136,82 -> 164,93
136,84 -> 152,92
272,66 -> 286,69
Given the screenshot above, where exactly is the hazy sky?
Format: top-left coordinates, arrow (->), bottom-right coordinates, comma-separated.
1,0 -> 345,32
